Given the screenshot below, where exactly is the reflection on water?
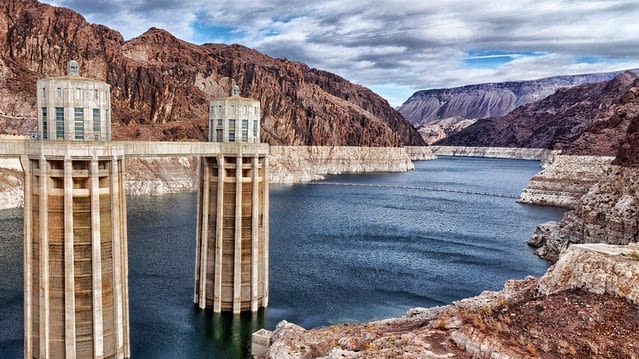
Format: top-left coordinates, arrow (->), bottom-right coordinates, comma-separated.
205,311 -> 265,358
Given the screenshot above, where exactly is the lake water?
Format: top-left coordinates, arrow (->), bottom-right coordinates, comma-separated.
0,156 -> 565,358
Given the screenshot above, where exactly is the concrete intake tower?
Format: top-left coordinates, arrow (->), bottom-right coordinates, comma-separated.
194,84 -> 269,313
23,61 -> 129,358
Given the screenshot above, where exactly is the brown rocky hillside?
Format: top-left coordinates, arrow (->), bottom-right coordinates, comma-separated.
0,0 -> 425,146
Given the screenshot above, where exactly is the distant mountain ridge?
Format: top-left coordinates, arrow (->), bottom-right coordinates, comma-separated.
0,0 -> 425,146
436,71 -> 639,163
398,71 -> 635,144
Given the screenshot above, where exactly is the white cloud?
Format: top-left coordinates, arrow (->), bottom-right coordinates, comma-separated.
42,0 -> 639,106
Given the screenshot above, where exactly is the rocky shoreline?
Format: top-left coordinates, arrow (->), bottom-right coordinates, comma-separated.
430,145 -> 556,161
254,244 -> 639,358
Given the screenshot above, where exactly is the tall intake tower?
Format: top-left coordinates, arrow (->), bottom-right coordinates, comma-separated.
23,61 -> 129,358
194,84 -> 269,313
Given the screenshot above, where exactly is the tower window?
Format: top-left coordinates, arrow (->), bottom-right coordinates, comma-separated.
253,120 -> 258,138
76,88 -> 82,100
74,108 -> 84,140
216,129 -> 223,142
228,119 -> 236,142
94,89 -> 99,100
42,88 -> 46,98
217,119 -> 223,128
55,107 -> 64,139
42,107 -> 48,140
241,119 -> 248,142
56,88 -> 62,97
93,108 -> 100,134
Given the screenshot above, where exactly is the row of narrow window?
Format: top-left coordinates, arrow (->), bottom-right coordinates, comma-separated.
42,87 -> 105,101
211,104 -> 259,116
214,119 -> 258,142
42,107 -> 102,140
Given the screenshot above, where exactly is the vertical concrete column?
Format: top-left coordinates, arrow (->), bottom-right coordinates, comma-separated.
111,155 -> 126,359
233,155 -> 243,314
251,156 -> 259,311
39,155 -> 50,358
63,157 -> 77,358
118,157 -> 131,358
21,156 -> 33,359
263,155 -> 269,307
197,158 -> 210,309
213,156 -> 225,312
89,155 -> 104,358
194,158 -> 203,304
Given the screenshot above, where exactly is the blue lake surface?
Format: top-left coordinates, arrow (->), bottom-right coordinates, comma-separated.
0,156 -> 565,358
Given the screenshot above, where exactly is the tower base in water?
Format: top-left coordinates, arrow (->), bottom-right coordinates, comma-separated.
194,143 -> 269,313
22,141 -> 130,358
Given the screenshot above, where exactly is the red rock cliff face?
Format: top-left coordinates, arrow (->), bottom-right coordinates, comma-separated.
0,0 -> 425,146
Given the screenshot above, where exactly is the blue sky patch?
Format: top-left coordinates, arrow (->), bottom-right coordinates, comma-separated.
190,21 -> 242,44
464,50 -> 544,68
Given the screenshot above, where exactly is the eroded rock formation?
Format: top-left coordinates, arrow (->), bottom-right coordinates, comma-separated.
528,166 -> 639,261
0,0 -> 424,147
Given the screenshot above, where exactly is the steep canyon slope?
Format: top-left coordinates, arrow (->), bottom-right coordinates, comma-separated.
0,0 -> 424,147
398,72 -> 623,144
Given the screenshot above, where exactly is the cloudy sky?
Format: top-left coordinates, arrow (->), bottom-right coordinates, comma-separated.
43,0 -> 639,107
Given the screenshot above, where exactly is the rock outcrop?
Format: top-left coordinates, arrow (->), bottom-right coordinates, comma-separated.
437,72 -> 639,156
0,0 -> 424,147
528,166 -> 639,261
399,72 -> 626,144
268,146 -> 416,183
125,157 -> 199,196
518,155 -> 616,208
0,159 -> 23,208
258,244 -> 639,358
404,146 -> 437,161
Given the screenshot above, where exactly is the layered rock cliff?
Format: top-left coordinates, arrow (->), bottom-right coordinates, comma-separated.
528,165 -> 639,261
258,244 -> 639,358
437,71 -> 639,155
431,145 -> 555,161
269,146 -> 415,183
398,72 -> 624,144
0,0 -> 424,147
518,155 -> 616,208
